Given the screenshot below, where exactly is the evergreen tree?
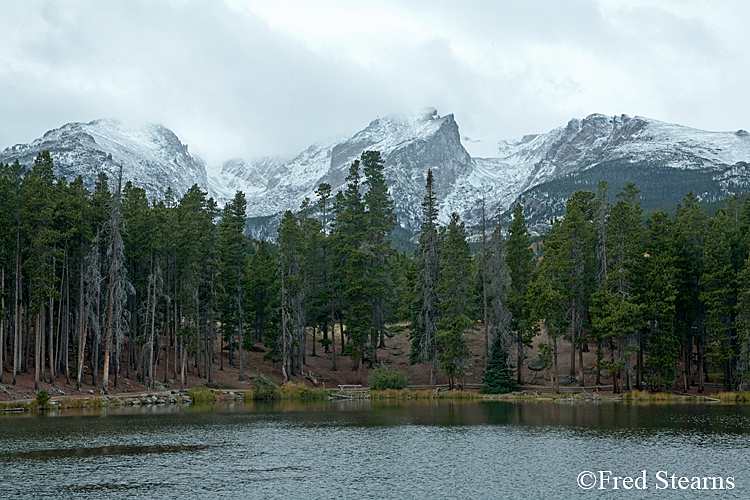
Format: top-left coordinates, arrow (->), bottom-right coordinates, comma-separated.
247,240 -> 277,346
411,170 -> 440,385
640,211 -> 679,391
672,192 -> 708,392
700,211 -> 736,391
219,191 -> 248,380
362,151 -> 396,357
22,151 -> 60,391
277,210 -> 304,381
481,337 -> 517,394
485,215 -> 513,380
505,203 -> 534,385
437,213 -> 473,389
591,184 -> 644,392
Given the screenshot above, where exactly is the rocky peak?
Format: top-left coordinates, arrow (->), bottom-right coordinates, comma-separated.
0,119 -> 209,200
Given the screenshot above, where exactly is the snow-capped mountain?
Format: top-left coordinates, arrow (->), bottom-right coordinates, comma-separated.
224,110 -> 750,238
0,119 -> 209,199
3,112 -> 749,240
219,108 -> 473,237
493,114 -> 750,229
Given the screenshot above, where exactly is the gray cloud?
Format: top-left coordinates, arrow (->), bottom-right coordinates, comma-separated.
1,0 -> 748,167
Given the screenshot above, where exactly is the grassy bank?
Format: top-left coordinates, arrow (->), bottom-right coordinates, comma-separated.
6,386 -> 750,415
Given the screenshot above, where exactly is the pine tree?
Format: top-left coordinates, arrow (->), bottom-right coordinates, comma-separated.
331,159 -> 372,380
672,192 -> 708,392
700,211 -> 736,392
277,210 -> 304,381
247,240 -> 277,346
590,184 -> 644,392
411,170 -> 440,385
437,213 -> 473,389
22,151 -> 60,391
505,203 -> 534,384
362,151 -> 396,358
481,337 -> 517,394
640,211 -> 679,391
219,191 -> 248,380
102,166 -> 134,393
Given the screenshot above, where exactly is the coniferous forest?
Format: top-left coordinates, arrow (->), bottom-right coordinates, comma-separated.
2,149 -> 750,395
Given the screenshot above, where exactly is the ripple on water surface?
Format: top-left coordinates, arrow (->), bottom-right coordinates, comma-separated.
1,401 -> 749,499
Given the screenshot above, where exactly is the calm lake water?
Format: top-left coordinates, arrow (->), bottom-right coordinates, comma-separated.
1,400 -> 749,499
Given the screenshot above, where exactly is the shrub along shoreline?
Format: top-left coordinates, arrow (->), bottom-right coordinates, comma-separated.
3,385 -> 750,415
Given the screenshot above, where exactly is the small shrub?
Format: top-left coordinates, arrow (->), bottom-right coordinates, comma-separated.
186,387 -> 215,404
717,391 -> 750,403
251,377 -> 280,401
481,342 -> 517,394
368,365 -> 410,391
36,390 -> 51,408
88,397 -> 105,408
279,382 -> 329,401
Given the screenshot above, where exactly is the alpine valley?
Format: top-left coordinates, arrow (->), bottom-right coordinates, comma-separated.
2,109 -> 749,240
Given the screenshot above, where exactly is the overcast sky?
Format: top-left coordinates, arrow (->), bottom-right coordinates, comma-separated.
1,0 -> 748,168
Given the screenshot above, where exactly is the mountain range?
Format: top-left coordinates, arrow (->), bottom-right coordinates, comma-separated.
2,109 -> 749,240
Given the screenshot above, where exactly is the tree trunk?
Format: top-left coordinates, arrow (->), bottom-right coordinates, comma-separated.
0,268 -> 4,383
330,306 -> 337,371
76,259 -> 85,391
49,286 -> 56,383
13,228 -> 22,385
311,326 -> 317,357
552,336 -> 559,394
611,341 -> 619,394
34,314 -> 41,392
698,331 -> 704,393
578,343 -> 584,388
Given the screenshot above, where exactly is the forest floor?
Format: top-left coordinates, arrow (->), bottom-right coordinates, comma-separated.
0,323 -> 713,402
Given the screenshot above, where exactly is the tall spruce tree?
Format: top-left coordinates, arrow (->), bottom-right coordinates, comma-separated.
700,211 -> 736,392
219,191 -> 249,380
505,203 -> 534,384
411,170 -> 440,385
436,213 -> 473,389
277,210 -> 304,381
362,151 -> 396,358
484,214 -> 513,389
640,211 -> 679,391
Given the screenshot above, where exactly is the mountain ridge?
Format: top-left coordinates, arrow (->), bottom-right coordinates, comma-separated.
2,111 -> 749,239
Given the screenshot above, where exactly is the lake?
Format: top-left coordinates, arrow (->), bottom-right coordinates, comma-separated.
1,400 -> 749,499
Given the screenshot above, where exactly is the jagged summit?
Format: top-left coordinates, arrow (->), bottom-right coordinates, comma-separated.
2,111 -> 749,239
219,108 -> 472,237
0,119 -> 209,199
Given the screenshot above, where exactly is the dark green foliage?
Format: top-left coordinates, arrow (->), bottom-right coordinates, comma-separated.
481,339 -> 517,394
368,365 -> 410,390
5,147 -> 750,397
251,376 -> 280,401
410,170 -> 440,384
35,390 -> 51,407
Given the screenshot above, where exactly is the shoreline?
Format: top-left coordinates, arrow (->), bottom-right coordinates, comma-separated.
3,386 -> 749,415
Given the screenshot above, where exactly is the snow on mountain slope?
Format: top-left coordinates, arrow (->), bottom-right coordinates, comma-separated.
0,119 -> 209,199
3,112 -> 749,239
221,108 -> 473,234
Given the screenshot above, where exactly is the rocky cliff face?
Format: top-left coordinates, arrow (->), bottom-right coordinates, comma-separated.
219,108 -> 473,237
491,114 -> 750,230
4,112 -> 750,239
0,119 -> 209,199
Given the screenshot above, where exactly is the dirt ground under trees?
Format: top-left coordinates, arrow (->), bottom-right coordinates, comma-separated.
0,323 -> 695,402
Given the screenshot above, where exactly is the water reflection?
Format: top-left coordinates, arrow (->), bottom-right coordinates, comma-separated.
1,401 -> 749,499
